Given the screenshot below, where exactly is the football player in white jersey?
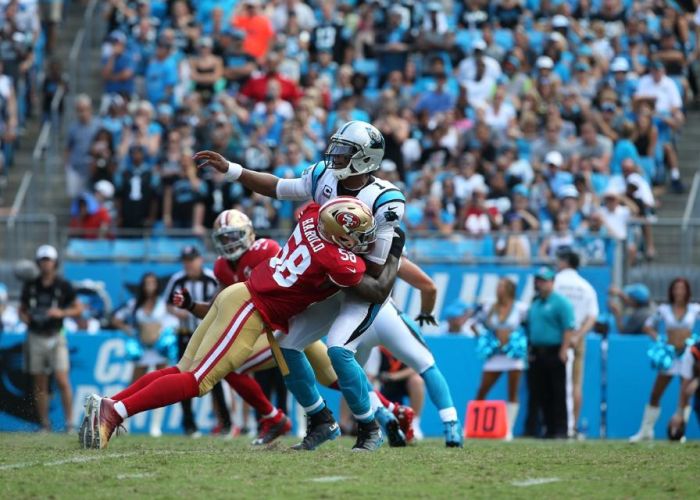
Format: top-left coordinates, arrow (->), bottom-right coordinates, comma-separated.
195,121 -> 405,451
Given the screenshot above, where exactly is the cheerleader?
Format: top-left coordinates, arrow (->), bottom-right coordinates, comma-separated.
630,278 -> 699,442
473,278 -> 528,440
112,273 -> 178,437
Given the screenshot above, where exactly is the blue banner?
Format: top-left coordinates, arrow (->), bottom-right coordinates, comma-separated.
4,331 -> 694,439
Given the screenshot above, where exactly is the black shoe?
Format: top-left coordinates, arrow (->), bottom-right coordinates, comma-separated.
291,407 -> 341,451
352,420 -> 384,452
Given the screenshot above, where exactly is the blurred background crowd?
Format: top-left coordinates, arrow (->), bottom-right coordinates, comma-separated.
52,0 -> 700,266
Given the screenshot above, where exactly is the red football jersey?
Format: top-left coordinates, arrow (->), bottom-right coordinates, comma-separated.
213,238 -> 281,286
246,203 -> 366,332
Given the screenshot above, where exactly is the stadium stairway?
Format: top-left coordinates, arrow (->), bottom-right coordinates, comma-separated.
0,3 -> 101,293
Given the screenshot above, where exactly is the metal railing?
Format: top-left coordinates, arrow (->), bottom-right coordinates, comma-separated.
0,214 -> 58,261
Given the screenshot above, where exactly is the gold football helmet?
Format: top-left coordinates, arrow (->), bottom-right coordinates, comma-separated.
212,209 -> 255,261
318,197 -> 377,254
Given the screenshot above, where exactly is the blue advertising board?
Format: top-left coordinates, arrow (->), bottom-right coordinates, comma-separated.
3,331 -> 694,439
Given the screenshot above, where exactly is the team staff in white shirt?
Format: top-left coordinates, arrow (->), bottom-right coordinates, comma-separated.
553,247 -> 599,438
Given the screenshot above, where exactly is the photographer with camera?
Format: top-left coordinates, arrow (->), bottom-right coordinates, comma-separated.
19,245 -> 83,432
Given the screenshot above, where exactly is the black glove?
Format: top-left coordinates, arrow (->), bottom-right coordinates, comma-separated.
415,313 -> 438,327
389,227 -> 406,258
172,288 -> 195,311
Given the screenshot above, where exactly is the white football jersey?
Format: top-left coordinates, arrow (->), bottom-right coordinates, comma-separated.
277,161 -> 405,265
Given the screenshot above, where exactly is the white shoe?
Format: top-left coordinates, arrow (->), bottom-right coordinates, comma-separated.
149,428 -> 162,438
189,430 -> 202,439
629,405 -> 660,443
629,430 -> 654,443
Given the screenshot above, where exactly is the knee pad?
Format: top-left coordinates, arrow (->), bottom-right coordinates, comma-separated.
327,345 -> 354,366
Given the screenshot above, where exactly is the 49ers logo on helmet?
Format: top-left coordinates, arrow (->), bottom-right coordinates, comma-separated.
336,211 -> 360,229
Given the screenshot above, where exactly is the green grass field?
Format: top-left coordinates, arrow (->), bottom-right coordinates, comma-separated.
0,433 -> 697,499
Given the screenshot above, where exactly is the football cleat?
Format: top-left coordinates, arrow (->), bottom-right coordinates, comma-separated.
444,420 -> 463,448
352,420 -> 384,452
252,411 -> 292,446
78,394 -> 101,449
93,398 -> 124,450
291,407 -> 341,451
394,404 -> 415,443
375,407 -> 406,447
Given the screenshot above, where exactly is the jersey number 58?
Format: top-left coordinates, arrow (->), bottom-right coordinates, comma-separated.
269,226 -> 311,288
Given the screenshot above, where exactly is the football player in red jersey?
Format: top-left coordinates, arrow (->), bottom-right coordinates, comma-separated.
85,198 -> 399,449
174,209 -> 408,447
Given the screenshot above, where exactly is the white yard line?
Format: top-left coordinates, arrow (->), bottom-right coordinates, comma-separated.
512,477 -> 561,487
116,472 -> 156,480
309,476 -> 354,483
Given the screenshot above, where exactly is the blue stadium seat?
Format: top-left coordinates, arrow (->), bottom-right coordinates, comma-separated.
493,30 -> 514,52
151,237 -> 205,259
113,240 -> 147,260
66,239 -> 114,260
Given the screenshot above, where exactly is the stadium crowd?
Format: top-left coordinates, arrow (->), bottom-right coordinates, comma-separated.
63,0 -> 700,265
0,0 -> 69,187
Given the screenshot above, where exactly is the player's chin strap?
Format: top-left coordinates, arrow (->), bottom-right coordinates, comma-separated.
266,329 -> 290,376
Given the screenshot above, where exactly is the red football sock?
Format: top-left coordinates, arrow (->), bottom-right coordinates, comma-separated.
224,372 -> 274,415
375,390 -> 393,410
328,380 -> 340,390
122,372 -> 199,417
111,366 -> 180,401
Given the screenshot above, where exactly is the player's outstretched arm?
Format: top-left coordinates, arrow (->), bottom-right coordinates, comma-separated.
193,150 -> 280,198
349,253 -> 400,304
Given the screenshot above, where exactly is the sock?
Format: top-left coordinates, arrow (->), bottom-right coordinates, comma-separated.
374,390 -> 395,412
421,365 -> 455,414
111,366 -> 180,401
281,348 -> 325,415
224,372 -> 274,416
122,372 -> 199,417
327,346 -> 373,423
329,380 -> 340,390
368,390 -> 382,412
149,407 -> 164,434
114,401 -> 128,419
262,408 -> 279,419
439,407 -> 458,423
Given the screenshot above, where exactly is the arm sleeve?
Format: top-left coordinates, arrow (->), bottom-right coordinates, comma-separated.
275,163 -> 317,201
366,200 -> 405,265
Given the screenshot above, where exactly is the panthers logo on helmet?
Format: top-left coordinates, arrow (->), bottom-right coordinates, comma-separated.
365,126 -> 384,149
336,211 -> 361,229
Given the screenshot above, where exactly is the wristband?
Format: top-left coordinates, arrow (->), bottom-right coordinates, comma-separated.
224,161 -> 243,182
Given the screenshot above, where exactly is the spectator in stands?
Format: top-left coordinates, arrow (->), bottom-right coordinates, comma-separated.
375,6 -> 413,85
598,186 -> 636,242
473,278 -> 527,440
65,95 -> 100,198
631,278 -> 698,442
240,51 -> 302,104
407,197 -> 455,236
525,267 -> 576,439
607,284 -> 653,334
41,58 -> 66,123
415,72 -> 455,119
162,155 -> 206,234
496,212 -> 531,263
461,183 -> 501,235
144,38 -> 178,105
20,245 -> 83,432
622,158 -> 657,260
231,0 -> 275,61
189,37 -> 223,104
0,282 -> 24,333
572,121 -> 612,175
112,272 -> 178,437
539,213 -> 574,259
113,145 -> 159,231
0,60 -> 18,180
632,107 -> 659,180
69,181 -> 114,239
531,123 -> 571,169
101,31 -> 136,98
634,60 -> 684,192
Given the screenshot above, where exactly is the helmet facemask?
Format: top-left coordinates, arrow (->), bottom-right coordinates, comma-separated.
212,227 -> 253,261
324,139 -> 362,180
